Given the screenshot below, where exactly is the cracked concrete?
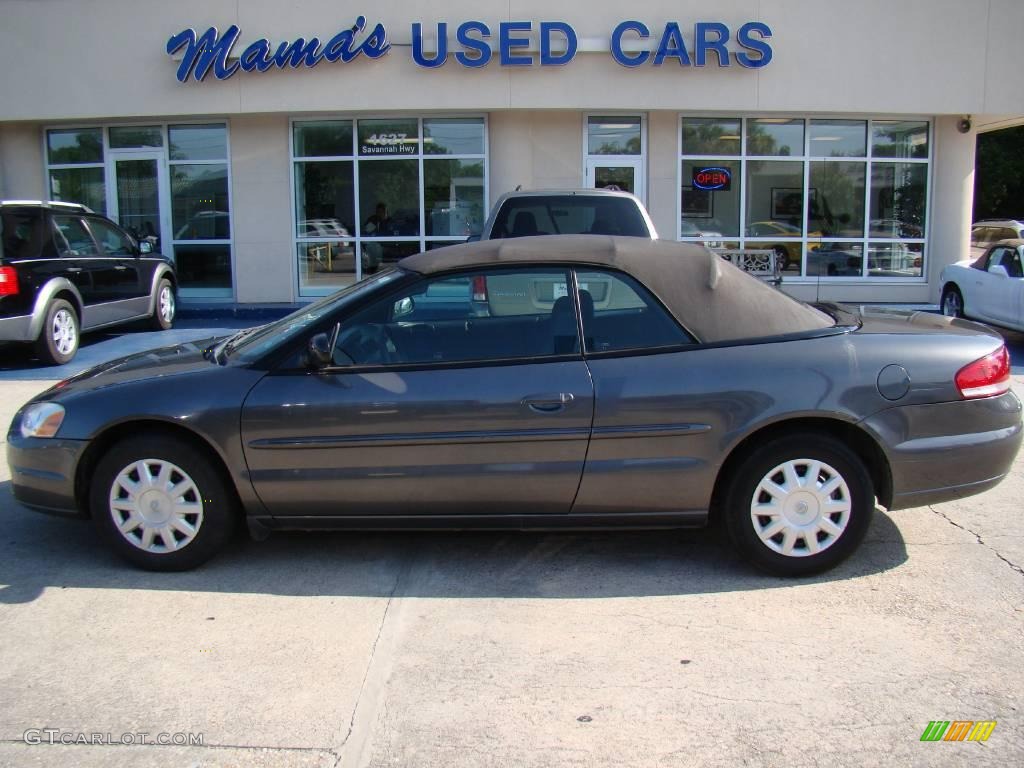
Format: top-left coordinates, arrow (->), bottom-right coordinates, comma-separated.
0,378 -> 1021,767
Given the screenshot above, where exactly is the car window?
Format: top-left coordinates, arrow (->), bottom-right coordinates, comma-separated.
491,196 -> 649,238
575,269 -> 694,353
329,268 -> 578,366
999,227 -> 1019,241
1008,249 -> 1024,278
1,209 -> 51,260
53,215 -> 100,257
87,217 -> 135,256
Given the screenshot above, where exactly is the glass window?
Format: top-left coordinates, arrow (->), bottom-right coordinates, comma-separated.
588,116 -> 642,155
576,270 -> 692,352
682,118 -> 741,156
809,161 -> 866,237
47,128 -> 103,164
86,217 -> 134,256
169,124 -> 228,161
333,268 -> 576,365
424,118 -> 485,155
745,161 -> 805,233
809,120 -> 866,158
294,161 -> 356,238
872,121 -> 929,159
359,160 -> 420,236
49,167 -> 106,213
869,163 -> 927,238
358,118 -> 419,156
1,210 -> 51,260
171,164 -> 230,240
298,241 -> 357,294
747,119 -> 804,157
52,216 -> 99,257
490,194 -> 649,238
174,243 -> 232,289
867,242 -> 923,278
109,126 -> 163,149
424,159 -> 485,237
807,242 -> 864,277
294,120 -> 353,157
681,160 -> 740,238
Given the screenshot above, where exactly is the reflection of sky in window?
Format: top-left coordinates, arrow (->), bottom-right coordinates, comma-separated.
588,117 -> 641,154
169,125 -> 228,161
424,119 -> 485,155
809,121 -> 866,157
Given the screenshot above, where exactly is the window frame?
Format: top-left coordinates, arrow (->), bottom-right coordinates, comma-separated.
678,114 -> 932,283
290,114 -> 490,300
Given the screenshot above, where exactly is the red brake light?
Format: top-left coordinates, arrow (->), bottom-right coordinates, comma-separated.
471,275 -> 488,302
956,345 -> 1011,399
0,266 -> 19,296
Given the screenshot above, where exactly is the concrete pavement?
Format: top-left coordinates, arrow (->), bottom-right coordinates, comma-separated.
0,326 -> 1020,767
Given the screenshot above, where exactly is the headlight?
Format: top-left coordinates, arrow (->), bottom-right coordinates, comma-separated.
20,402 -> 66,439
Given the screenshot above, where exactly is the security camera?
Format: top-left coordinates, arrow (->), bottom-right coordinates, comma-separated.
957,117 -> 972,134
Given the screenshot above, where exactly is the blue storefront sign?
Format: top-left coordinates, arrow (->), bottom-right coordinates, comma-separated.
167,17 -> 772,83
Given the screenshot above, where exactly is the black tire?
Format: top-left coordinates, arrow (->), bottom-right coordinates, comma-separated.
941,285 -> 965,319
722,434 -> 874,576
150,278 -> 176,330
33,298 -> 79,365
91,435 -> 236,571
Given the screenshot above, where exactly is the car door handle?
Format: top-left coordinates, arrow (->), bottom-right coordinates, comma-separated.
522,393 -> 574,413
65,267 -> 83,273
114,265 -> 128,271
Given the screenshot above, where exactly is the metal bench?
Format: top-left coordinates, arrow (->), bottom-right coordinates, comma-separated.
712,248 -> 782,286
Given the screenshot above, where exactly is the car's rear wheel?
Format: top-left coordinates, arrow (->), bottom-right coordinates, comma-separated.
91,435 -> 235,571
150,278 -> 175,330
33,298 -> 79,365
723,434 -> 874,576
941,285 -> 964,319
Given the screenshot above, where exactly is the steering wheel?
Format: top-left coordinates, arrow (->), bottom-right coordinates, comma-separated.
333,323 -> 399,365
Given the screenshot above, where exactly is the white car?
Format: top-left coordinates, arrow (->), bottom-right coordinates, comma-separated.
940,238 -> 1024,331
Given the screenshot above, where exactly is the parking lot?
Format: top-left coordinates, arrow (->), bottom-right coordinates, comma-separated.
0,321 -> 1021,767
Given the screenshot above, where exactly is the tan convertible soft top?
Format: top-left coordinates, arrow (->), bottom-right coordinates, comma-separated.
399,235 -> 833,343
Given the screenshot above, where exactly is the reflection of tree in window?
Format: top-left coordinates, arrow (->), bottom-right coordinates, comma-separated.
682,120 -> 741,155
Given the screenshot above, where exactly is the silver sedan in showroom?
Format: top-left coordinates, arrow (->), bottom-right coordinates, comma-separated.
8,236 -> 1022,575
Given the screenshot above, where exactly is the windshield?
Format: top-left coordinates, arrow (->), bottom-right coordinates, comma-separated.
229,269 -> 406,363
490,195 -> 650,238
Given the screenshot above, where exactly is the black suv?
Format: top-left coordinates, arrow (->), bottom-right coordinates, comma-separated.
0,201 -> 177,364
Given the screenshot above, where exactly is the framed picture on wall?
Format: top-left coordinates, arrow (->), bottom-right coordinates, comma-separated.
681,186 -> 714,218
771,188 -> 816,221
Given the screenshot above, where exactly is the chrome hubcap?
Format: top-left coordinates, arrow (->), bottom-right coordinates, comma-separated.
52,309 -> 77,355
159,286 -> 175,323
109,459 -> 204,553
750,458 -> 852,557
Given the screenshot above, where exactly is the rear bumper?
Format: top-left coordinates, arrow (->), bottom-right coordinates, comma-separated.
7,435 -> 88,517
0,313 -> 34,342
863,391 -> 1023,510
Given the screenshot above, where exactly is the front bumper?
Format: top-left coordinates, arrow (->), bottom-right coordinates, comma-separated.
863,391 -> 1023,510
7,435 -> 89,517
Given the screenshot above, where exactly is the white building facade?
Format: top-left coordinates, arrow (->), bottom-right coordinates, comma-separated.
0,0 -> 1022,306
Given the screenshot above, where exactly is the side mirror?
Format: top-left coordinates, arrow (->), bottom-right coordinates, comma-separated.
138,241 -> 153,255
393,296 -> 415,319
307,332 -> 332,368
988,264 -> 1010,278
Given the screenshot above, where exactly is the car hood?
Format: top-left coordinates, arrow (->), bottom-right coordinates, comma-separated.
40,336 -> 228,399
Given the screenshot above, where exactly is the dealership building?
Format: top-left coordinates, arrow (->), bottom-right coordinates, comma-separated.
0,0 -> 1021,308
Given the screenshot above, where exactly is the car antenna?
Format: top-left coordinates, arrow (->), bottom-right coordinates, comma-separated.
515,184 -> 522,191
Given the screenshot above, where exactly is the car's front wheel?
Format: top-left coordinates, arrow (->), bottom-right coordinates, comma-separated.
91,435 -> 236,570
941,285 -> 965,319
34,298 -> 79,365
723,434 -> 874,576
150,278 -> 176,330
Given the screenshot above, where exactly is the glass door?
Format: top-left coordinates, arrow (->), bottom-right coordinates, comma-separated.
108,151 -> 170,254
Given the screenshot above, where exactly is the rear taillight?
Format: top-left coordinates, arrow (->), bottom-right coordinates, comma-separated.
471,275 -> 488,302
956,345 -> 1011,399
0,266 -> 19,296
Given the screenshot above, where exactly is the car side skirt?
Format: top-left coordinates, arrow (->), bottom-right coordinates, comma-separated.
252,510 -> 709,532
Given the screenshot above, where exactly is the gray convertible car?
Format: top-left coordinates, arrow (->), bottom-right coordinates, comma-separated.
8,236 -> 1022,575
